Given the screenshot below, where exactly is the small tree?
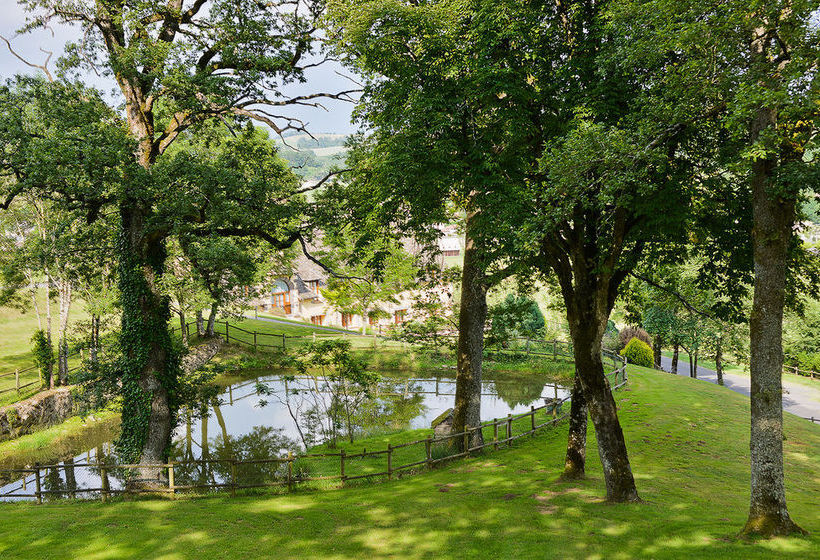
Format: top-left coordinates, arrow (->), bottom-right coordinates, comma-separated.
31,329 -> 54,388
487,294 -> 546,348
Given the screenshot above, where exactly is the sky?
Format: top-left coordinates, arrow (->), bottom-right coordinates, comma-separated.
0,1 -> 358,135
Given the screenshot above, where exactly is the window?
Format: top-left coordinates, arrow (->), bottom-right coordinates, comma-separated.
311,315 -> 324,326
272,292 -> 290,308
341,313 -> 353,328
306,280 -> 321,294
394,309 -> 406,324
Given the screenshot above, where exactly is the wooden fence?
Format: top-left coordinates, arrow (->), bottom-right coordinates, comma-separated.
0,343 -> 628,504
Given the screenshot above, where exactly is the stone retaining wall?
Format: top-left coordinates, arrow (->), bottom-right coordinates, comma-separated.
0,337 -> 223,440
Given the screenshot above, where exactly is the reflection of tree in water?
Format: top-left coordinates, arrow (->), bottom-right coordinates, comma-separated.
492,375 -> 552,408
357,382 -> 427,436
41,456 -> 79,500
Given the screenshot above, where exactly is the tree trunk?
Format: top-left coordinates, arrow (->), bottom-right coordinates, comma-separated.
206,302 -> 219,337
45,273 -> 54,389
179,310 -> 188,347
562,373 -> 587,478
118,206 -> 178,484
692,348 -> 698,379
688,350 -> 694,378
671,344 -> 679,375
196,309 -> 205,337
741,94 -> 804,535
451,200 -> 487,450
569,317 -> 640,502
57,279 -> 72,386
715,336 -> 724,386
652,335 -> 663,369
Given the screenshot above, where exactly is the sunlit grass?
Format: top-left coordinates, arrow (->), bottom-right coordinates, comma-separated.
0,365 -> 817,559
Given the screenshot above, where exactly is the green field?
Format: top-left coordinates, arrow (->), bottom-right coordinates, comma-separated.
1,365 -> 818,559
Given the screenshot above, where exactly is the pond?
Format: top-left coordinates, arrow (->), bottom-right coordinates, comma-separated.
0,369 -> 568,501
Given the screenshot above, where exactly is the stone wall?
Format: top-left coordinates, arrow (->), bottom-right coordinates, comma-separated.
0,337 -> 223,440
0,387 -> 74,440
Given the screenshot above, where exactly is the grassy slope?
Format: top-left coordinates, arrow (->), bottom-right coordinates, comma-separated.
1,365 -> 818,559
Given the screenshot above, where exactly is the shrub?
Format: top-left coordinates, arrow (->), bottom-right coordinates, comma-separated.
31,330 -> 54,387
620,337 -> 653,368
618,326 -> 651,351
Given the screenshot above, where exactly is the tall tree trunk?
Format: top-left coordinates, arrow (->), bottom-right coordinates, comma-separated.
569,313 -> 640,502
206,302 -> 219,337
652,335 -> 663,369
741,93 -> 803,535
196,309 -> 205,337
57,279 -> 72,386
671,344 -> 679,375
562,373 -> 587,478
45,272 -> 54,389
118,206 -> 178,484
715,336 -> 724,386
451,200 -> 487,450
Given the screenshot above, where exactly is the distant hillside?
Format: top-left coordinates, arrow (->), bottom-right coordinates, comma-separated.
275,133 -> 349,181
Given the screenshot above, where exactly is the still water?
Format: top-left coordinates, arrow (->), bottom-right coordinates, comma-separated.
0,370 -> 568,500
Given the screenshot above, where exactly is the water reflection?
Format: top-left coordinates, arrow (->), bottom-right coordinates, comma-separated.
0,371 -> 567,500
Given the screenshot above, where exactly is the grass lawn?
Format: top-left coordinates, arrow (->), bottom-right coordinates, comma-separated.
1,365 -> 818,559
0,291 -> 89,405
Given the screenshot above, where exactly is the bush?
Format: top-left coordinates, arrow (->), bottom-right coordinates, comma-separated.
618,326 -> 651,351
620,337 -> 653,368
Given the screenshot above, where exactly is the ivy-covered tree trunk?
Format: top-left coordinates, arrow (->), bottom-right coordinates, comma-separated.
563,373 -> 587,478
741,97 -> 803,535
566,296 -> 639,503
452,201 -> 487,450
117,205 -> 179,483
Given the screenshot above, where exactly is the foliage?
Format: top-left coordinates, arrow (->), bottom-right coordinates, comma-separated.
618,327 -> 651,352
391,267 -> 460,356
273,340 -> 381,447
487,295 -> 546,347
620,338 -> 654,369
30,330 -> 54,387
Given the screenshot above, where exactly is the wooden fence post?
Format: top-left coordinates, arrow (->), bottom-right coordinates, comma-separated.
231,460 -> 237,497
530,406 -> 536,433
425,438 -> 432,468
387,444 -> 393,480
493,419 -> 499,450
15,369 -> 19,392
287,452 -> 293,492
168,462 -> 175,497
282,333 -> 286,349
552,340 -> 557,361
34,464 -> 41,504
186,322 -> 190,340
225,321 -> 230,342
254,332 -> 258,352
340,449 -> 346,484
506,414 -> 512,445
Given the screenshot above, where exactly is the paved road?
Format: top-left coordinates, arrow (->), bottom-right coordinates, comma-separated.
660,356 -> 820,421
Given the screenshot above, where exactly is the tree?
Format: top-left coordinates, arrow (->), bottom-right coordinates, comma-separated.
326,0 -> 528,450
6,0 -> 354,476
615,0 -> 819,532
487,294 -> 546,348
321,226 -> 419,334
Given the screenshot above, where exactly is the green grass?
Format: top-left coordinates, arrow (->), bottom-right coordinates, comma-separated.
1,365 -> 818,559
0,290 -> 89,405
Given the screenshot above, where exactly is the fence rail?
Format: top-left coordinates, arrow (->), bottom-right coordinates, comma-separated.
0,337 -> 628,504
